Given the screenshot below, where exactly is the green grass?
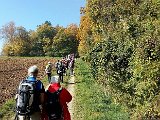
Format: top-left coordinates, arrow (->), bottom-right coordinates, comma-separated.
74,59 -> 130,120
0,99 -> 15,119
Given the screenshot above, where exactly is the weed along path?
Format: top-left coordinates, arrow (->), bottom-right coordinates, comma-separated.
67,76 -> 75,120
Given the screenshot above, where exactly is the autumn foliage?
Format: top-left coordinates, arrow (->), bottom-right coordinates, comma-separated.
79,0 -> 160,119
1,0 -> 160,119
1,21 -> 79,57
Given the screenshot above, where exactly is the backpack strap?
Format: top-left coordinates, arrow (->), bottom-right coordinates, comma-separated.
46,87 -> 63,94
19,79 -> 38,92
45,85 -> 50,91
24,79 -> 39,85
56,87 -> 62,94
18,80 -> 27,91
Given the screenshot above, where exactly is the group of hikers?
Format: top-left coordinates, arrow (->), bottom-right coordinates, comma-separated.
15,54 -> 75,120
45,54 -> 75,83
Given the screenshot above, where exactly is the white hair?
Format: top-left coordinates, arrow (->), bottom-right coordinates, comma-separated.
50,75 -> 60,83
28,65 -> 38,76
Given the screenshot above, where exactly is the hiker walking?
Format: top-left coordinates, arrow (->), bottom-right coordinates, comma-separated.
43,75 -> 72,120
64,56 -> 69,70
55,60 -> 60,74
62,57 -> 67,76
45,61 -> 52,83
55,60 -> 65,83
15,65 -> 45,120
58,60 -> 65,83
69,56 -> 75,76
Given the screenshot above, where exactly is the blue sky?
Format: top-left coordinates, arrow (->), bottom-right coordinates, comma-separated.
0,0 -> 86,53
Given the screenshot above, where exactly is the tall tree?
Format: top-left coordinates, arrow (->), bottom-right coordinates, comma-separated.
36,21 -> 57,56
78,6 -> 93,56
1,22 -> 31,56
0,21 -> 16,42
15,26 -> 31,56
52,24 -> 79,57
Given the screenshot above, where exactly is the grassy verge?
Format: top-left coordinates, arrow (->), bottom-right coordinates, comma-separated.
74,59 -> 130,120
0,99 -> 15,119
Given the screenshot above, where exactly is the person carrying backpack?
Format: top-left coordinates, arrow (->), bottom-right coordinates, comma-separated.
55,60 -> 60,74
68,57 -> 75,76
43,75 -> 72,120
61,57 -> 67,76
45,62 -> 52,83
56,60 -> 65,83
15,65 -> 45,120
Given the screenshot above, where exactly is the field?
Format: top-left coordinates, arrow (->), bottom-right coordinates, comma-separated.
0,57 -> 56,106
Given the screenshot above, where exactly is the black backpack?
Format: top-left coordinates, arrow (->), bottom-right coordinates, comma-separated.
16,80 -> 37,116
57,64 -> 64,74
46,64 -> 52,73
45,88 -> 63,120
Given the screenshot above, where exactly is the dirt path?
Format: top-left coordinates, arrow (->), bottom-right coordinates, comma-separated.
67,76 -> 75,120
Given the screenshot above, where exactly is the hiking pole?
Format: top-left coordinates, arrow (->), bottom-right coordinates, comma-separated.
14,105 -> 19,120
14,113 -> 18,120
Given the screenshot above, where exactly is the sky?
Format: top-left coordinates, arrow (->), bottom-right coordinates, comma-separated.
0,0 -> 86,53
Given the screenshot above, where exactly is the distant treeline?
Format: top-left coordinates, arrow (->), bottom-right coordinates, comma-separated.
0,21 -> 79,57
78,0 -> 160,120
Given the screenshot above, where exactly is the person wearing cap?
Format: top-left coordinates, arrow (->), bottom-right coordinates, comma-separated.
17,65 -> 45,120
45,62 -> 52,83
44,75 -> 72,120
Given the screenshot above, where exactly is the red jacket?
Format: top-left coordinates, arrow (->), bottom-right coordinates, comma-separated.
44,83 -> 72,120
